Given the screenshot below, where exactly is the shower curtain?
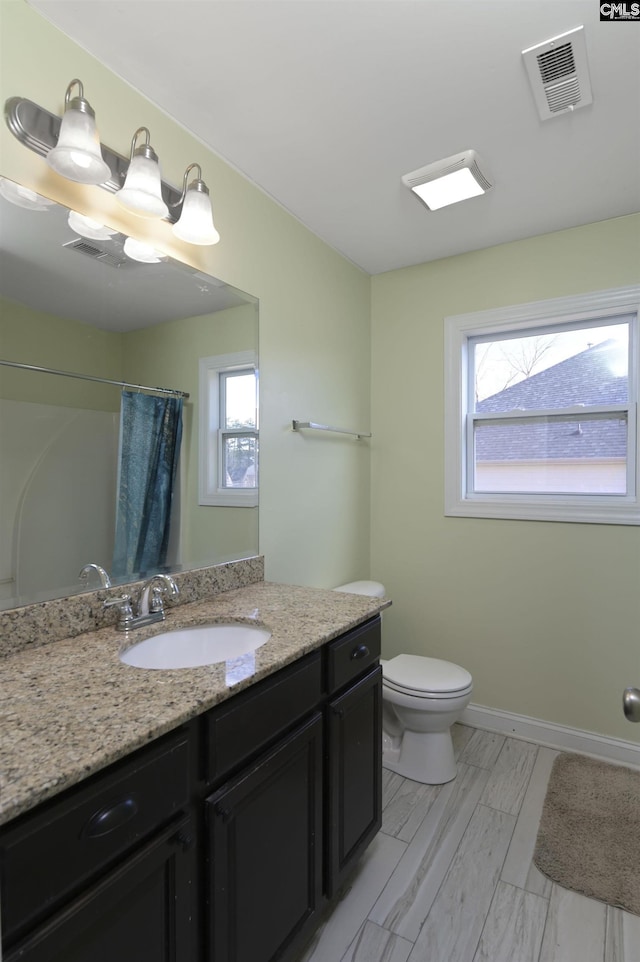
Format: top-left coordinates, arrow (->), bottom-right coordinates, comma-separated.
112,391 -> 183,580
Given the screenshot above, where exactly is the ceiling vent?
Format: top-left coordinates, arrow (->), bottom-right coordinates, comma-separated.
522,26 -> 593,121
63,237 -> 129,268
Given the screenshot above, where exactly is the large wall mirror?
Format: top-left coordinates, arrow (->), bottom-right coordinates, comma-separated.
0,177 -> 259,610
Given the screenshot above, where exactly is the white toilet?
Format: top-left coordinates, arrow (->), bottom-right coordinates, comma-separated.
334,581 -> 473,785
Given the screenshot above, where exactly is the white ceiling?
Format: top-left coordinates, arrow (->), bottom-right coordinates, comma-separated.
28,0 -> 640,275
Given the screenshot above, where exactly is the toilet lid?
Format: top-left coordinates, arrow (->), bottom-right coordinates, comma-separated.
383,654 -> 472,695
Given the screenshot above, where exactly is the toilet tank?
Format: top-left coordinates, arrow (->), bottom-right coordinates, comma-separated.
333,580 -> 386,598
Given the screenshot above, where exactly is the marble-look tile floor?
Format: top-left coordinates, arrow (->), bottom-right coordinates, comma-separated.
298,725 -> 640,962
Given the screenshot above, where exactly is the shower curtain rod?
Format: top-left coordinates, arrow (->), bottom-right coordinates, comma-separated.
0,359 -> 190,399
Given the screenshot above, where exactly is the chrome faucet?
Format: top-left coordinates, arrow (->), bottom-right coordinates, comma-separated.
104,574 -> 179,632
138,574 -> 180,617
78,563 -> 112,588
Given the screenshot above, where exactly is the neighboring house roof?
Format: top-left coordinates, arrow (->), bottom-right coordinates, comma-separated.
475,340 -> 628,462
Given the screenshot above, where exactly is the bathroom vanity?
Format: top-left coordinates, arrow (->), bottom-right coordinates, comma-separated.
0,579 -> 386,962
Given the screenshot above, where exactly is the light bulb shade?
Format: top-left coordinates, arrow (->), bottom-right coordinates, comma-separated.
123,236 -> 164,263
68,210 -> 117,240
172,187 -> 220,245
47,103 -> 111,185
0,177 -> 56,211
117,153 -> 168,218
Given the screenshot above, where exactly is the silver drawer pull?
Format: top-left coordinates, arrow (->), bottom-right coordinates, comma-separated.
84,796 -> 139,838
350,644 -> 370,660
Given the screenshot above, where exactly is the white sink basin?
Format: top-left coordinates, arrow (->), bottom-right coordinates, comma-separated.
119,623 -> 271,669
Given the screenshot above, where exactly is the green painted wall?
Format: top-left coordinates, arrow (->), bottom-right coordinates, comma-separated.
0,297 -> 123,410
371,214 -> 640,742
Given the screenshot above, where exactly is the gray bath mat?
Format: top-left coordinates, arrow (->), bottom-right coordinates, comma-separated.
534,752 -> 640,916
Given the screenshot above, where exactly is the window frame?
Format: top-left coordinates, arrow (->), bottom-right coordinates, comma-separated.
444,285 -> 640,524
199,351 -> 259,507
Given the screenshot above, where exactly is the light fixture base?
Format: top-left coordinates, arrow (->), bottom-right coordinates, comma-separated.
402,149 -> 492,211
4,96 -> 183,216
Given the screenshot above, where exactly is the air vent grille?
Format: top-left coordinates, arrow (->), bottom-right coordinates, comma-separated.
522,26 -> 593,121
545,77 -> 582,114
66,239 -> 103,258
537,42 -> 575,85
63,237 -> 128,268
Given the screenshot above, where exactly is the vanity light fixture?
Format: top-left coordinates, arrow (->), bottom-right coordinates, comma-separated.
402,149 -> 493,211
46,80 -> 111,186
171,163 -> 220,246
5,90 -> 220,244
68,210 -> 117,241
0,176 -> 56,211
123,236 -> 165,263
116,127 -> 169,218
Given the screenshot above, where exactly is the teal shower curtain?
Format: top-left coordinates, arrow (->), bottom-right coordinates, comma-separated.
112,391 -> 183,580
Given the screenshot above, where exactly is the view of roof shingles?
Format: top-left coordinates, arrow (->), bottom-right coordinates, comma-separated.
475,340 -> 627,461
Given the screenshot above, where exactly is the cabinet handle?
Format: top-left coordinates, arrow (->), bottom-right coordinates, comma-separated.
173,830 -> 194,852
350,644 -> 370,660
84,796 -> 139,838
214,804 -> 232,822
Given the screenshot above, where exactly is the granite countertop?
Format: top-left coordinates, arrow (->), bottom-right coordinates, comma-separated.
0,581 -> 389,826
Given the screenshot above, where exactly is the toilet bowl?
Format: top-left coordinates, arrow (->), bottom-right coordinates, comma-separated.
382,654 -> 472,784
333,581 -> 473,785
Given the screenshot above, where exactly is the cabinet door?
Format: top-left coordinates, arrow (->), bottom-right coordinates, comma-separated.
326,665 -> 382,897
206,712 -> 323,962
4,816 -> 197,962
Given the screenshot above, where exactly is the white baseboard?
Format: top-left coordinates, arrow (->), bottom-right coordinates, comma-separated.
461,703 -> 640,770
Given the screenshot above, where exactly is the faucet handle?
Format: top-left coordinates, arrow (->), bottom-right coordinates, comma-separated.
149,585 -> 166,614
103,594 -> 134,631
138,574 -> 179,616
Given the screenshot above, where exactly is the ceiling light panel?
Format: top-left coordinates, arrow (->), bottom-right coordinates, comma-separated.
402,150 -> 493,211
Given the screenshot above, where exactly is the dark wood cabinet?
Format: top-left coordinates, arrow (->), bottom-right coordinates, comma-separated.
4,815 -> 197,962
326,666 -> 382,897
206,713 -> 324,962
0,615 -> 382,962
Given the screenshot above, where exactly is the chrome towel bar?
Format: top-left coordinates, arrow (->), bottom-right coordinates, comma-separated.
292,420 -> 371,440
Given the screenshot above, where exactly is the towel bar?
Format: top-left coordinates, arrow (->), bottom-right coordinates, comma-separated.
292,420 -> 371,440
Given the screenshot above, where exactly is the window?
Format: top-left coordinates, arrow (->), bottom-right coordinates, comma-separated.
444,286 -> 640,524
199,351 -> 258,506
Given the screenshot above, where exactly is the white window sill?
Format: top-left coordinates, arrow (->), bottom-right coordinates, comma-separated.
200,491 -> 258,508
445,494 -> 640,525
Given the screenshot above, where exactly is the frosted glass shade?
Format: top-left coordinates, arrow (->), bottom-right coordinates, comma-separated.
68,210 -> 117,240
123,237 -> 164,263
0,177 -> 56,211
117,154 -> 168,218
47,108 -> 110,185
172,188 -> 220,245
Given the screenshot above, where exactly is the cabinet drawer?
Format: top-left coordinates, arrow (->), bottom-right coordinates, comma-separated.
205,650 -> 322,785
4,814 -> 197,962
326,617 -> 381,694
0,727 -> 190,944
